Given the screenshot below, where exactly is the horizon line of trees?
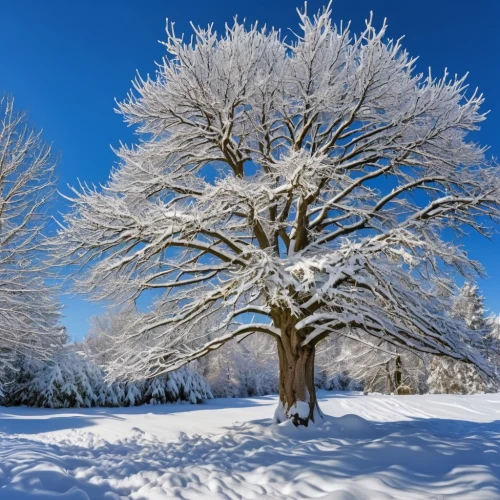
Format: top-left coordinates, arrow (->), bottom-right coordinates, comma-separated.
2,281 -> 498,409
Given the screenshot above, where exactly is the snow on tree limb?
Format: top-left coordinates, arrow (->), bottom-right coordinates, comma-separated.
52,3 -> 500,382
0,96 -> 64,373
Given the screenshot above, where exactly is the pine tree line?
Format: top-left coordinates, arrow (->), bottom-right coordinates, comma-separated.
1,281 -> 498,408
1,346 -> 212,408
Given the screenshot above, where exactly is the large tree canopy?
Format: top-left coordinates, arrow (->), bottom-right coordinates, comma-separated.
54,4 -> 500,425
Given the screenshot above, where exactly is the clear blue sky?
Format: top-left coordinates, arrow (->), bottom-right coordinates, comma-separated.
1,0 -> 499,339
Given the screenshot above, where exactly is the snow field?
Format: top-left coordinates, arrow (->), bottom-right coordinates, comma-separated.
1,391 -> 500,499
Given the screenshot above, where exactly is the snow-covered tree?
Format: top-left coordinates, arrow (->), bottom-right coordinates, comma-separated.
451,282 -> 487,331
489,314 -> 500,341
0,96 -> 64,379
428,357 -> 486,395
314,335 -> 364,391
487,314 -> 500,384
3,345 -> 211,408
429,283 -> 489,394
53,4 -> 500,425
86,308 -> 277,399
83,307 -> 137,367
316,333 -> 429,394
195,333 -> 278,398
83,309 -> 214,405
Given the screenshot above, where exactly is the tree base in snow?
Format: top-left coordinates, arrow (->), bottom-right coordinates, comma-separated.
273,401 -> 324,427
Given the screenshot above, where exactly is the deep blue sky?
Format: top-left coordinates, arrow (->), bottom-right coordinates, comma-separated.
1,0 -> 499,339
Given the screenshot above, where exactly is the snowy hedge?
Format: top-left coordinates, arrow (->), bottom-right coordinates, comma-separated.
2,348 -> 212,408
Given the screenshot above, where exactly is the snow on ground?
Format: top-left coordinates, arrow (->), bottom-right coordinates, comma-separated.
1,391 -> 500,499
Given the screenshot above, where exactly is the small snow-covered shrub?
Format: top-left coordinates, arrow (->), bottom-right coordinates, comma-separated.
396,385 -> 414,395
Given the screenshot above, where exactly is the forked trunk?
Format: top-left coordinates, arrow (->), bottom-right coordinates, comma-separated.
273,310 -> 322,427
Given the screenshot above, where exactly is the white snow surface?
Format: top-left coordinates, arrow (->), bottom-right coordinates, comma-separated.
1,391 -> 500,499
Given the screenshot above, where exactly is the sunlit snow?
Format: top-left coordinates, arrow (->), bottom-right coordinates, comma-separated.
1,391 -> 499,499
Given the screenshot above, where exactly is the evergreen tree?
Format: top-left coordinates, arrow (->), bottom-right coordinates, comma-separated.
429,283 -> 488,394
451,282 -> 487,331
2,345 -> 212,408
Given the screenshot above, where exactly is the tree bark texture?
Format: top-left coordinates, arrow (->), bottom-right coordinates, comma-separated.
273,308 -> 321,426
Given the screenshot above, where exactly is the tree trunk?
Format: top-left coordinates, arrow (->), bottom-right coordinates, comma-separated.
394,355 -> 402,394
386,361 -> 394,393
273,310 -> 322,427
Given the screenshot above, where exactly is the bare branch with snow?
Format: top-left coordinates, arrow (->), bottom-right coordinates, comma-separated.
53,3 -> 500,425
0,96 -> 64,374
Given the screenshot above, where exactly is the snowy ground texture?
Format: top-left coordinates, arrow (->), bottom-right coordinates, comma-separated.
1,391 -> 500,499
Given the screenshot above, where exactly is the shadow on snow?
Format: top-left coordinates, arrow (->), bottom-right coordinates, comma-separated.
0,394 -> 499,498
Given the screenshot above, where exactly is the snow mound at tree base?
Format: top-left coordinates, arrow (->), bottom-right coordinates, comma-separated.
1,391 -> 500,499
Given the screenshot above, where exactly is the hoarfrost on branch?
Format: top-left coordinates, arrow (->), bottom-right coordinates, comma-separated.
53,3 -> 500,423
